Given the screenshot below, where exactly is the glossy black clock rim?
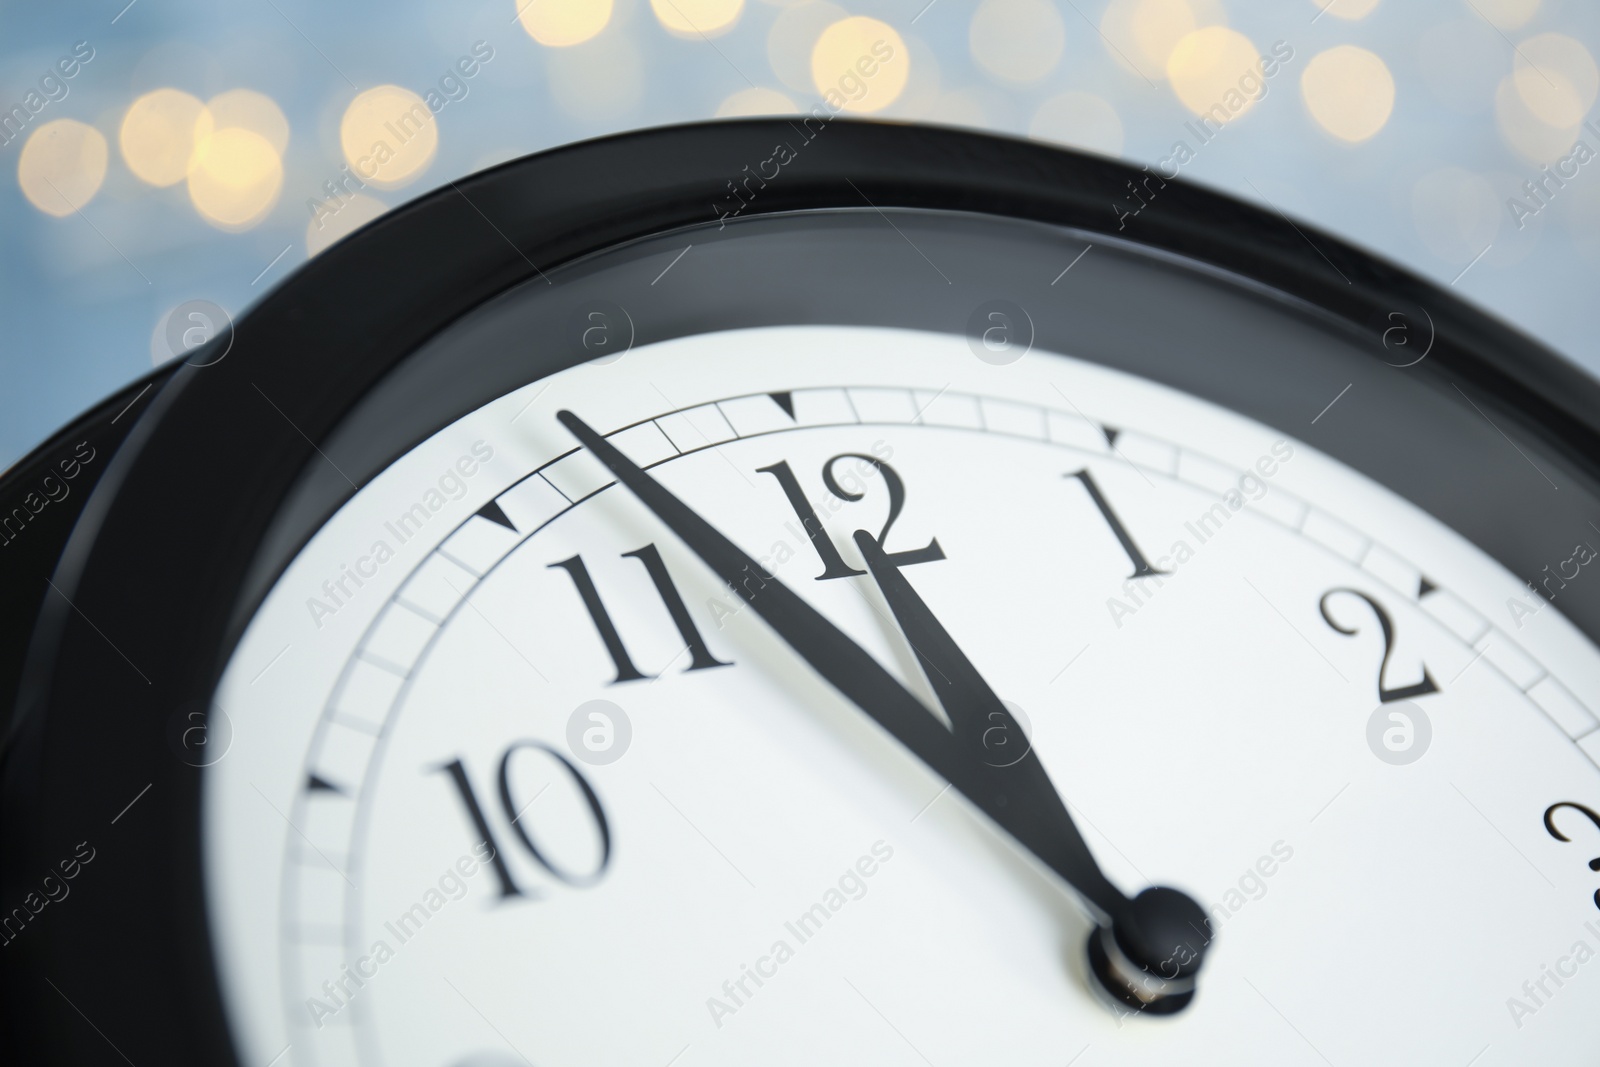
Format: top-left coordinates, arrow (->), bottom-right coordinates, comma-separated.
5,118 -> 1600,1066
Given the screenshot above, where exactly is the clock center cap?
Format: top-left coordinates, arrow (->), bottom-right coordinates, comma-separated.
1088,886 -> 1212,1016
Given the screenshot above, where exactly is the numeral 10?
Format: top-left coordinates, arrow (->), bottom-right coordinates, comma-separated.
438,742 -> 612,901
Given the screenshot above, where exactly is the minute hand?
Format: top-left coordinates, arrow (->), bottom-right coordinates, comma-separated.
851,528 -> 1127,918
557,410 -> 1130,922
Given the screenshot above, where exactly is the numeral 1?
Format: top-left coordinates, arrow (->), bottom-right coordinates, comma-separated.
1066,469 -> 1168,579
551,543 -> 732,684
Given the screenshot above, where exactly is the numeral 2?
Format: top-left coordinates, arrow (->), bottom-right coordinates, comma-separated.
758,454 -> 943,581
1318,588 -> 1439,702
551,543 -> 732,684
438,743 -> 612,900
1544,801 -> 1600,911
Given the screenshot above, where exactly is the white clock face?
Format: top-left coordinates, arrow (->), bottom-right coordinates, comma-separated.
205,325 -> 1600,1067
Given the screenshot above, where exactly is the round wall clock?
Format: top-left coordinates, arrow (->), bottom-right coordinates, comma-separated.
5,119 -> 1600,1066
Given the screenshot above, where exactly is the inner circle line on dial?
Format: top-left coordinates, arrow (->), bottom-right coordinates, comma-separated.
273,379 -> 1591,1055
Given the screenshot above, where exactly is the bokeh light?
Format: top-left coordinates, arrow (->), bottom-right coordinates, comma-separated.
1301,45 -> 1394,143
1512,34 -> 1598,129
1312,0 -> 1380,20
715,87 -> 799,117
5,0 -> 1600,477
306,193 -> 389,256
810,16 -> 908,114
769,2 -> 846,93
969,0 -> 1066,84
1029,92 -> 1124,157
187,128 -> 283,231
517,0 -> 614,47
339,86 -> 438,190
1495,75 -> 1579,163
120,88 -> 211,187
1097,0 -> 1230,81
205,89 -> 290,154
1472,0 -> 1540,31
18,120 -> 109,217
1166,27 -> 1264,119
651,0 -> 744,38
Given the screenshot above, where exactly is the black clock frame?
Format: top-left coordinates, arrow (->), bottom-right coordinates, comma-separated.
4,118 -> 1600,1066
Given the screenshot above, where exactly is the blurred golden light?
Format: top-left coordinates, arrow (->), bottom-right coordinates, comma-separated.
1496,75 -> 1579,163
1310,0 -> 1380,19
306,192 -> 389,256
120,88 -> 211,187
1029,92 -> 1124,157
969,0 -> 1066,84
1471,0 -> 1539,31
339,86 -> 437,190
769,2 -> 846,92
1513,34 -> 1598,129
205,89 -> 290,154
1411,167 -> 1498,263
1098,0 -> 1224,81
187,127 -> 282,231
18,120 -> 108,217
517,0 -> 613,46
1301,45 -> 1394,142
1166,27 -> 1264,119
715,87 -> 798,116
652,0 -> 743,37
810,16 -> 908,114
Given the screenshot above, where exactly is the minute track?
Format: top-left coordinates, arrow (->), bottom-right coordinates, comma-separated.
559,408 -> 1226,1012
272,376 -> 1600,1053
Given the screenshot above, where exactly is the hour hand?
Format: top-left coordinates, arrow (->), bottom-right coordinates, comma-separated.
559,409 -> 1211,1014
851,530 -> 1123,915
853,529 -> 1214,1015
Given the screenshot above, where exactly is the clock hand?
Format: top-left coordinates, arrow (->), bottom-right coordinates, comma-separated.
850,529 -> 1214,1013
559,411 -> 1210,1014
558,411 -> 1114,894
850,529 -> 1123,907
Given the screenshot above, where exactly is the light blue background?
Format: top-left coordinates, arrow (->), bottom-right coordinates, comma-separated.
3,0 -> 1597,468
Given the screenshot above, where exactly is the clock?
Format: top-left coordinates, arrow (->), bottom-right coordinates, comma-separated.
5,119 -> 1600,1066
